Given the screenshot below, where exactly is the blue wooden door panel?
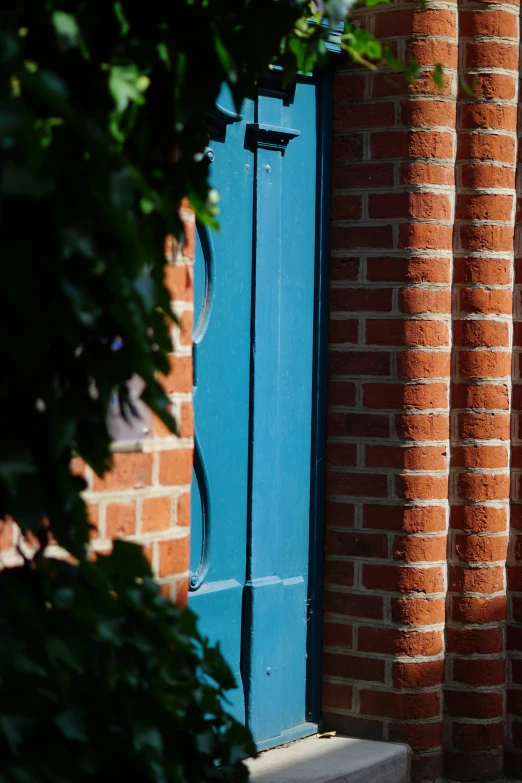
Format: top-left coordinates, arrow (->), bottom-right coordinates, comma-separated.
189,87 -> 255,723
244,77 -> 317,746
190,76 -> 319,748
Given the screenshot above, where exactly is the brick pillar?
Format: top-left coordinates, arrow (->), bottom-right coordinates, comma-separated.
323,4 -> 457,780
444,3 -> 518,780
507,3 -> 522,773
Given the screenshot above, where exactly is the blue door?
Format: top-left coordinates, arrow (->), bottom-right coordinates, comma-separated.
190,72 -> 321,750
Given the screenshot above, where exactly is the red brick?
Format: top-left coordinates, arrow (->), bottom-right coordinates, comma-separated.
92,453 -> 153,492
321,682 -> 353,711
389,721 -> 443,752
177,492 -> 190,526
358,627 -> 443,657
453,658 -> 505,687
164,264 -> 193,301
328,351 -> 390,376
460,9 -> 518,38
401,100 -> 455,129
332,162 -> 394,188
396,351 -> 450,379
400,161 -> 454,186
452,445 -> 508,469
366,445 -> 446,470
454,257 -> 511,285
450,504 -> 506,533
398,223 -> 453,250
368,193 -> 451,221
323,622 -> 353,648
366,257 -> 450,284
331,225 -> 393,250
454,533 -> 507,562
328,381 -> 357,406
446,627 -> 503,655
452,596 -> 506,624
449,565 -> 504,593
158,534 -> 190,577
458,131 -> 516,164
159,449 -> 193,485
106,501 -> 137,539
461,103 -> 517,133
461,162 -> 515,190
392,597 -> 445,626
374,8 -> 456,37
332,134 -> 364,161
330,195 -> 363,220
363,564 -> 444,593
328,318 -> 359,345
452,383 -> 509,410
324,559 -> 354,587
330,288 -> 392,312
334,102 -> 395,129
323,653 -> 385,682
460,224 -> 514,253
406,38 -> 458,68
466,40 -> 518,71
444,752 -> 502,783
363,504 -> 446,533
372,131 -> 453,160
326,471 -> 388,497
328,412 -> 390,438
452,595 -> 506,625
445,689 -> 503,719
334,72 -> 367,101
325,529 -> 388,558
464,72 -> 516,102
159,355 -> 193,394
395,474 -> 448,501
330,258 -> 360,282
326,442 -> 357,466
392,661 -> 445,689
395,413 -> 449,441
360,689 -> 441,720
453,320 -> 509,348
393,535 -> 446,562
323,592 -> 384,620
363,383 -> 448,410
452,721 -> 503,751
141,496 -> 171,533
398,288 -> 451,314
458,412 -> 510,441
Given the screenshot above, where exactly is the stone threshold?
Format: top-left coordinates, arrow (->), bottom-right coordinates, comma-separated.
247,734 -> 410,783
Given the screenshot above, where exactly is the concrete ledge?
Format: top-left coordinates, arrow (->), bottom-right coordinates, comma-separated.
247,734 -> 410,783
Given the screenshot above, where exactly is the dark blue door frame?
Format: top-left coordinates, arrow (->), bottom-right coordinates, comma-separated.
306,67 -> 333,728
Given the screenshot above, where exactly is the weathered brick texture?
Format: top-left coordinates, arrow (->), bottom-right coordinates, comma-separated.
0,202 -> 194,605
325,0 -> 521,780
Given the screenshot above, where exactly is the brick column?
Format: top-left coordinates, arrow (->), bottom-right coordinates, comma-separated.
323,4 -> 457,780
444,3 -> 518,780
507,3 -> 522,772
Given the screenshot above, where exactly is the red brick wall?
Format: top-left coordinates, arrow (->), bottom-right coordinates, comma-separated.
325,1 -> 521,780
0,204 -> 194,605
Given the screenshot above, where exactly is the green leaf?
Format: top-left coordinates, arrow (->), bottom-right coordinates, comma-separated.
0,715 -> 34,755
54,708 -> 88,742
109,65 -> 149,114
46,637 -> 84,674
52,11 -> 81,51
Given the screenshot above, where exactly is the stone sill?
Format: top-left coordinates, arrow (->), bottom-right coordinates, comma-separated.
247,734 -> 410,783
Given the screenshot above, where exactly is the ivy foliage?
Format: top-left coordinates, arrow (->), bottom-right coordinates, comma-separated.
0,2 -> 429,782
